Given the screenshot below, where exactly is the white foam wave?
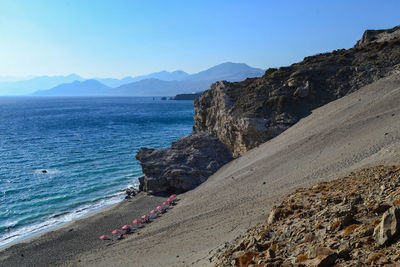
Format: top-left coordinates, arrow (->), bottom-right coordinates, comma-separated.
0,193 -> 124,248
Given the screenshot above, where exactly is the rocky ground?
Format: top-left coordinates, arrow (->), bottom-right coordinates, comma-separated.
215,165 -> 400,266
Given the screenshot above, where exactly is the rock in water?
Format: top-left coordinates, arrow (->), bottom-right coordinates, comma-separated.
135,133 -> 233,194
373,207 -> 400,246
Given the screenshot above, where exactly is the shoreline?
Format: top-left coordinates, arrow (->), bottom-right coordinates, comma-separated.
0,190 -> 126,249
0,192 -> 168,266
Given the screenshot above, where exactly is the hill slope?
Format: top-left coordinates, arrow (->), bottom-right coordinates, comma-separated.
216,165 -> 400,266
75,73 -> 400,266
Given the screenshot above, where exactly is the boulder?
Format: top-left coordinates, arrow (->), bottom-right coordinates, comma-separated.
125,187 -> 137,199
135,133 -> 233,194
373,206 -> 400,245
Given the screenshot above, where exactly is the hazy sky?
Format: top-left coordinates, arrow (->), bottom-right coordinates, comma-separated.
0,0 -> 399,78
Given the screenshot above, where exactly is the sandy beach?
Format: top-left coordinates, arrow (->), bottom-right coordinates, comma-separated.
0,193 -> 166,266
1,73 -> 400,266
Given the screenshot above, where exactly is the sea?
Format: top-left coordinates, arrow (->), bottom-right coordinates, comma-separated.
0,97 -> 194,247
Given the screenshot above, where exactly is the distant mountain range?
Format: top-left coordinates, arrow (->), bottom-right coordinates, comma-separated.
0,74 -> 83,96
110,62 -> 264,96
33,80 -> 111,96
2,62 -> 264,96
96,70 -> 190,87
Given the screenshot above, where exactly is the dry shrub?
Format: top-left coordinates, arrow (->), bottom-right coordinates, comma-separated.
297,254 -> 308,263
237,251 -> 258,267
391,189 -> 400,197
331,220 -> 340,230
314,221 -> 324,230
260,242 -> 271,250
343,224 -> 360,236
373,220 -> 381,227
368,252 -> 384,263
365,239 -> 374,246
349,188 -> 358,196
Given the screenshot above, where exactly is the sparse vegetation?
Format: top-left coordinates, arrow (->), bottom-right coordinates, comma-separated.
343,224 -> 360,236
368,252 -> 384,263
278,96 -> 286,109
264,68 -> 278,76
297,254 -> 308,262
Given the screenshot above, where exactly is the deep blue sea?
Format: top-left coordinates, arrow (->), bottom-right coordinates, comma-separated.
0,97 -> 194,247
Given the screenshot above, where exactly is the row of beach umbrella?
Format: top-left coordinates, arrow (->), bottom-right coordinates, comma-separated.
99,194 -> 177,240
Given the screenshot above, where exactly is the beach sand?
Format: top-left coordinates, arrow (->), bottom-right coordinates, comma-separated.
0,193 -> 166,266
1,73 -> 400,266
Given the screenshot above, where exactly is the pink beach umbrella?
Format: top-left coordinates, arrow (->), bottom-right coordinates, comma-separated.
170,194 -> 177,198
150,209 -> 157,214
156,206 -> 163,210
122,224 -> 132,230
99,235 -> 111,240
132,219 -> 142,224
112,229 -> 121,235
162,202 -> 168,206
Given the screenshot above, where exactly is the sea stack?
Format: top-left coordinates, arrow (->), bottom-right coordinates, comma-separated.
136,133 -> 233,194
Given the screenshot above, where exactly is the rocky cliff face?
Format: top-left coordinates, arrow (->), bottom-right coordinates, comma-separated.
355,25 -> 400,48
194,26 -> 400,156
135,133 -> 233,194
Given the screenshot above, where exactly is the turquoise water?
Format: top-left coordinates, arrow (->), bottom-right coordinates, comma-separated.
0,97 -> 194,247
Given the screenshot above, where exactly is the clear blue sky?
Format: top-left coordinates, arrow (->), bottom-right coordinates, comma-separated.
0,0 -> 399,78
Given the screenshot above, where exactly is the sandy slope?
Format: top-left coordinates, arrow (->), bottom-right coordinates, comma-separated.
78,73 -> 400,266
1,73 -> 400,266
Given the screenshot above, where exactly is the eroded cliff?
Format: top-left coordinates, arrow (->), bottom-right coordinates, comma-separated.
194,26 -> 400,156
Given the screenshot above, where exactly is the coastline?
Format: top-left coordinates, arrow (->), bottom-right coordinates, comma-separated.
1,74 -> 400,266
0,192 -> 167,266
0,188 -> 128,249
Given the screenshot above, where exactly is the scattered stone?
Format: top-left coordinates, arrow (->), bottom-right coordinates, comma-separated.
373,203 -> 391,214
341,214 -> 358,227
316,252 -> 338,267
125,187 -> 137,199
214,165 -> 400,266
373,207 -> 400,246
265,249 -> 275,259
267,208 -> 279,225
